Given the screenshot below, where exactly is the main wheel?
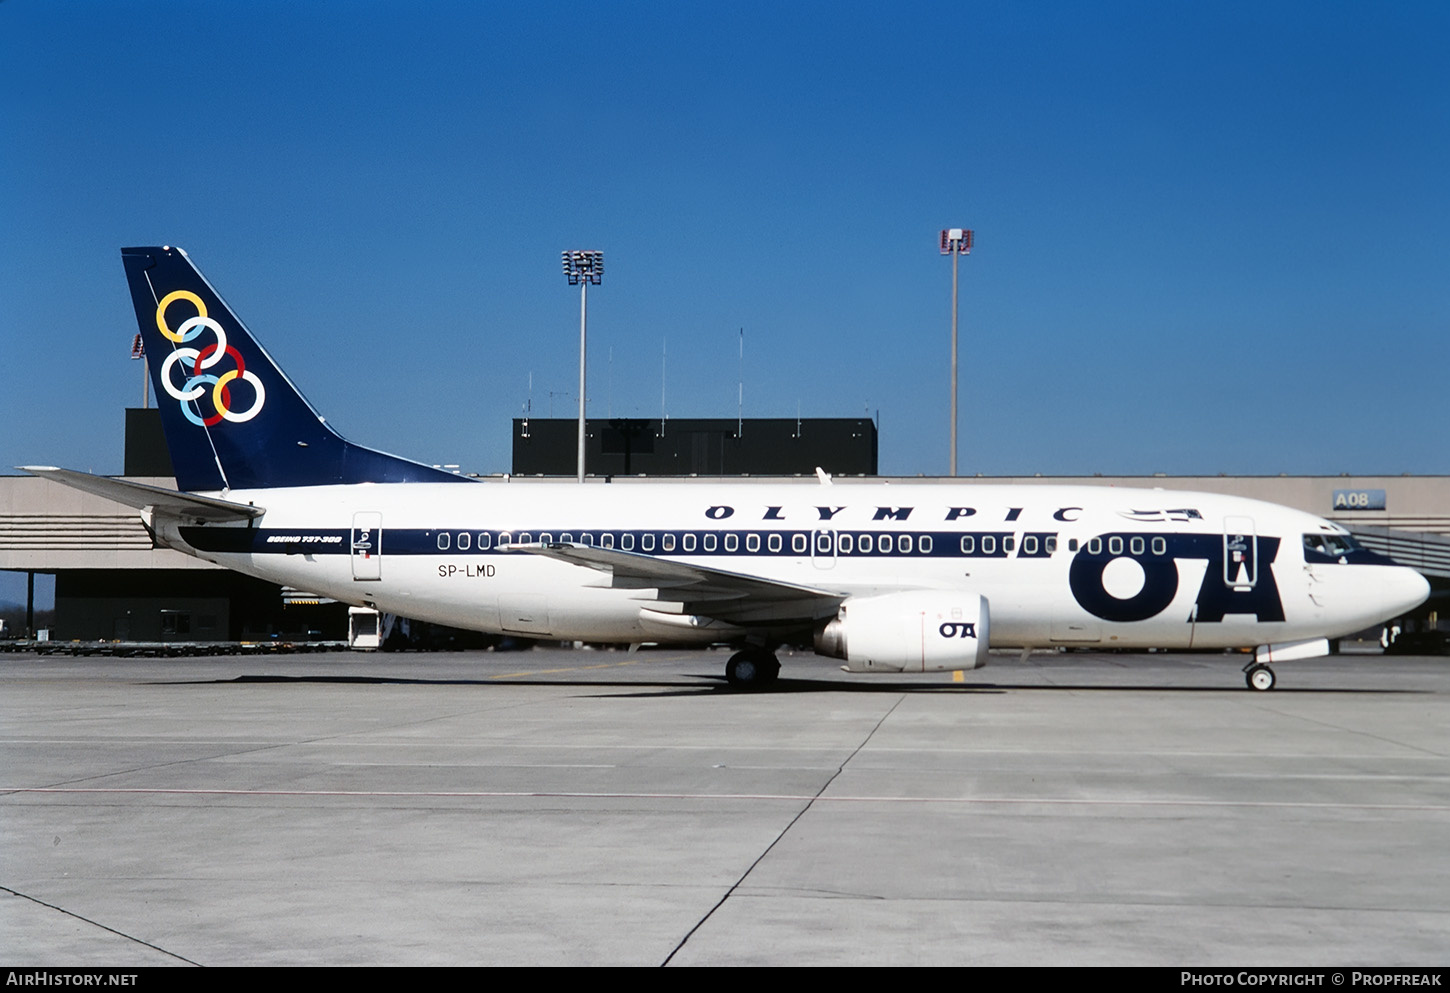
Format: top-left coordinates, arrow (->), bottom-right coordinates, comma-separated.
725,650 -> 780,690
1245,664 -> 1276,691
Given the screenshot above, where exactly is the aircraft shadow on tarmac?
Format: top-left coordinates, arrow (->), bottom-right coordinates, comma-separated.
153,673 -> 1429,697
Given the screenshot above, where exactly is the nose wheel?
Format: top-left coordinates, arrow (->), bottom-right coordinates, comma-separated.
725,649 -> 781,690
1244,663 -> 1276,691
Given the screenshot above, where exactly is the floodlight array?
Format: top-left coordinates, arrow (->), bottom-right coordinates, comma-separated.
561,250 -> 605,285
939,228 -> 973,255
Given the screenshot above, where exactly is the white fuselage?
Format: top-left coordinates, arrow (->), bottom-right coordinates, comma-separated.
154,480 -> 1430,653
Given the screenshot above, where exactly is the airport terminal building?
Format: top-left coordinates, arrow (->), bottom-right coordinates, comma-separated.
2,410 -> 1446,648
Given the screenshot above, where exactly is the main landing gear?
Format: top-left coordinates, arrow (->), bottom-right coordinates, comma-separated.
725,648 -> 781,690
1244,662 -> 1276,691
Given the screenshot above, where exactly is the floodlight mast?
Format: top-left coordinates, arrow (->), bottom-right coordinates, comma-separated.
561,250 -> 604,483
939,228 -> 973,477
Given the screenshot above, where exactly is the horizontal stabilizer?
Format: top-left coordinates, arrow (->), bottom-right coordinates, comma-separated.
17,467 -> 265,523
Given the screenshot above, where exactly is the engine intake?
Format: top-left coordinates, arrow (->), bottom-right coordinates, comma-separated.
814,591 -> 990,673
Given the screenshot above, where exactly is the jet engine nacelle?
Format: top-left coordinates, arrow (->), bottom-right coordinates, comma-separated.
814,591 -> 990,673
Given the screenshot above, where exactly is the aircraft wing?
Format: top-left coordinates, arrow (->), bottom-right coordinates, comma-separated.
508,541 -> 846,625
18,467 -> 265,523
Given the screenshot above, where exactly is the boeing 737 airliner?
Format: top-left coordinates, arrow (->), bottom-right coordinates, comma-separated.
22,246 -> 1430,689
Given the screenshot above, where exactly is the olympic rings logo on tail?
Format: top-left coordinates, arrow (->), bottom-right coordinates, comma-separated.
155,290 -> 266,426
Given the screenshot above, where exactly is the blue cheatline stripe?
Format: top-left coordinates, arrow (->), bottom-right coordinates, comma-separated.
176,526 -> 1296,564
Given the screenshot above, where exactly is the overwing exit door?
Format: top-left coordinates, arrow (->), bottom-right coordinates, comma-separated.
811,528 -> 837,570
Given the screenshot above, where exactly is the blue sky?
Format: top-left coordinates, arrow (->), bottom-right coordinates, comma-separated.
2,1 -> 1447,495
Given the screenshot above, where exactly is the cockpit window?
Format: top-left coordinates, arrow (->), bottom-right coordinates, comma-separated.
1303,533 -> 1363,561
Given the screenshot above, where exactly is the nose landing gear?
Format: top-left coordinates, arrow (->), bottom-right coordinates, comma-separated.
1244,662 -> 1276,691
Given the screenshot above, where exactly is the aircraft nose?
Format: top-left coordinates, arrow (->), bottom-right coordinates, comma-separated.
1384,566 -> 1431,616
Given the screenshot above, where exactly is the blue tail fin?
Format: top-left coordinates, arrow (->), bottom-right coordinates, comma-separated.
122,246 -> 469,492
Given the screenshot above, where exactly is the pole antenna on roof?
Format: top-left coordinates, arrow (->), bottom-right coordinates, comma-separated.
737,328 -> 744,438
